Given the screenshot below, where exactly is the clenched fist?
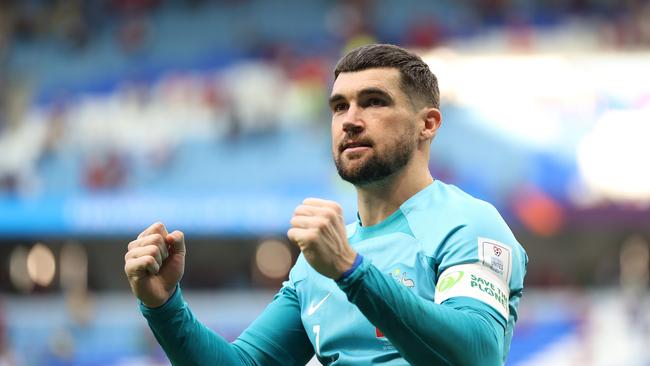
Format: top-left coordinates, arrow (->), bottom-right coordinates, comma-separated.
287,198 -> 357,279
124,222 -> 186,308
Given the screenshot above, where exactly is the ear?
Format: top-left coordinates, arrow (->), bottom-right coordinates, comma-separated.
418,107 -> 442,142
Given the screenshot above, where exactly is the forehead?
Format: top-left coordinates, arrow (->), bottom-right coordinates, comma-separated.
331,68 -> 403,98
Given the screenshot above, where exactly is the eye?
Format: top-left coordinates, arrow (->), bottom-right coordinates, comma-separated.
332,102 -> 348,113
367,98 -> 386,107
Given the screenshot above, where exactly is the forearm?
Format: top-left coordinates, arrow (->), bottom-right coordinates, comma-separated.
140,286 -> 251,366
337,259 -> 504,366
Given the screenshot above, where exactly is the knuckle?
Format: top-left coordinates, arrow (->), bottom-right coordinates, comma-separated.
143,255 -> 155,265
324,208 -> 337,220
332,202 -> 343,216
318,217 -> 329,228
150,247 -> 164,262
124,260 -> 137,274
146,244 -> 159,256
150,233 -> 164,245
127,240 -> 138,250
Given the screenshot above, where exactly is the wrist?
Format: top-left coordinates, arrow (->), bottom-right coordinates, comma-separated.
137,289 -> 173,309
141,297 -> 167,309
140,285 -> 183,316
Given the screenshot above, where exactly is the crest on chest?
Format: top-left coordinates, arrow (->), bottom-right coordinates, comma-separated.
388,268 -> 415,288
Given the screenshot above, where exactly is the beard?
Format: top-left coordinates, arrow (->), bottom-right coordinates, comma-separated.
334,131 -> 416,185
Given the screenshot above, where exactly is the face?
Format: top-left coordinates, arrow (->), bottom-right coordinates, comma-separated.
329,68 -> 420,185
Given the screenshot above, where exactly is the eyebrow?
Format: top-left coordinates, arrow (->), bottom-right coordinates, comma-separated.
328,87 -> 394,108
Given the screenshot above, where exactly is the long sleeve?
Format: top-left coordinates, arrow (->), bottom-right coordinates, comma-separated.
337,258 -> 505,366
140,285 -> 314,366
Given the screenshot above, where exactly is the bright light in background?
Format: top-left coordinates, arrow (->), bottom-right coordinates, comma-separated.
26,243 -> 56,287
456,55 -> 569,148
9,246 -> 34,293
421,50 -> 650,155
577,109 -> 650,202
255,239 -> 292,280
619,235 -> 649,289
60,241 -> 88,291
422,50 -> 587,149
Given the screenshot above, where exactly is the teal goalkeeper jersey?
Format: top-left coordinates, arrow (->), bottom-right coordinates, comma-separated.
286,180 -> 527,365
141,180 -> 528,366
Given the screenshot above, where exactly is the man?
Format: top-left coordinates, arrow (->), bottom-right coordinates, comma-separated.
124,44 -> 528,365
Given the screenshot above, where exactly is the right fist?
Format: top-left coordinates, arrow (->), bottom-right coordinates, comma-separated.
124,222 -> 186,308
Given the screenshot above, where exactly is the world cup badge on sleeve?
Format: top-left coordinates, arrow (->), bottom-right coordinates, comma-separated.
478,238 -> 512,283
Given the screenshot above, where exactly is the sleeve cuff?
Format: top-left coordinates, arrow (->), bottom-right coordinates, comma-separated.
338,253 -> 364,280
336,254 -> 370,291
139,284 -> 185,319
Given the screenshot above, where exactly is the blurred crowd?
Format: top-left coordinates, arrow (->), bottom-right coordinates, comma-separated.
1,0 -> 649,198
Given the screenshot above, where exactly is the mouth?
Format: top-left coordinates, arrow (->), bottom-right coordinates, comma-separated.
340,140 -> 373,153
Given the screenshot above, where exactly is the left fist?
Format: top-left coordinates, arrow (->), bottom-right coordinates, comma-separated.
287,198 -> 357,279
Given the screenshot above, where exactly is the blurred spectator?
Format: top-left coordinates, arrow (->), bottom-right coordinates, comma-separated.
220,61 -> 288,137
116,13 -> 152,55
476,0 -> 509,26
83,151 -> 128,191
0,301 -> 19,366
49,0 -> 89,51
326,0 -> 377,48
0,1 -> 14,62
0,79 -> 40,197
40,101 -> 68,159
505,13 -> 534,50
404,16 -> 444,49
44,328 -> 75,366
110,0 -> 160,16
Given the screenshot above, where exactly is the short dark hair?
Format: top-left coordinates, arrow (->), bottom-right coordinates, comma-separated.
334,44 -> 440,108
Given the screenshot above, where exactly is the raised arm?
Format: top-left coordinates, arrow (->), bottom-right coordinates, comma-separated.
336,257 -> 505,366
140,284 -> 314,366
125,222 -> 314,366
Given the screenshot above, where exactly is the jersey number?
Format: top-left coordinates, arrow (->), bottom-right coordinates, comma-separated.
312,324 -> 321,355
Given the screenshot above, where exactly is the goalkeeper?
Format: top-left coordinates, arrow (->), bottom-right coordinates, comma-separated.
124,44 -> 528,366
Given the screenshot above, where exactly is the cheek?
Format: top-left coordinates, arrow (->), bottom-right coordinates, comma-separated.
331,131 -> 342,157
381,118 -> 417,148
331,115 -> 348,142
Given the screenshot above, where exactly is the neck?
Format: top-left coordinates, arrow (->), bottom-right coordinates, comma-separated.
354,159 -> 433,227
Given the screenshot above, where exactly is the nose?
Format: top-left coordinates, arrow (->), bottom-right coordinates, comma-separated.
341,104 -> 364,134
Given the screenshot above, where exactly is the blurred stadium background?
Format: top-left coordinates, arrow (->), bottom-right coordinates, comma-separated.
0,0 -> 649,365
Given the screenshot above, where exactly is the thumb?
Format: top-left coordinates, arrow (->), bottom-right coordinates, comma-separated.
166,230 -> 186,255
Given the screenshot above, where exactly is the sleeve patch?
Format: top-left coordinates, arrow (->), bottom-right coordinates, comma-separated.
434,263 -> 510,319
478,237 -> 512,283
